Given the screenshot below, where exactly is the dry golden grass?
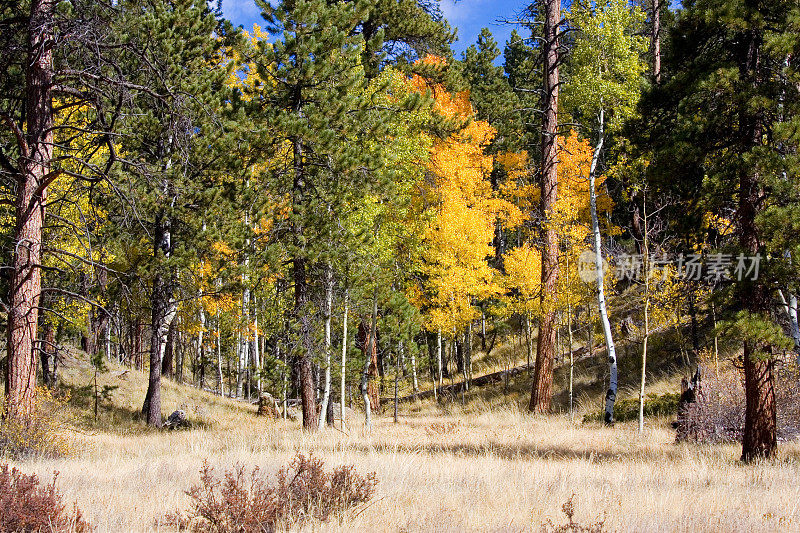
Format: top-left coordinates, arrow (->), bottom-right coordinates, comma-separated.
10,369 -> 800,532
7,354 -> 798,532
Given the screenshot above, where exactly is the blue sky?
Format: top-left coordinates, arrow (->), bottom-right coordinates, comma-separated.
222,0 -> 528,58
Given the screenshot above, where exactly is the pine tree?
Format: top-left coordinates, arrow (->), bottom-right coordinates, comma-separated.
250,0 -> 391,430
107,0 -> 239,427
635,0 -> 800,460
359,0 -> 455,76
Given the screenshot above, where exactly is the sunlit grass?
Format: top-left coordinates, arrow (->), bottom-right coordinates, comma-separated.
12,357 -> 800,532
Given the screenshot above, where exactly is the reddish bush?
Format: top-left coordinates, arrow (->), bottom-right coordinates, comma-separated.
678,359 -> 800,443
0,464 -> 90,532
185,454 -> 377,532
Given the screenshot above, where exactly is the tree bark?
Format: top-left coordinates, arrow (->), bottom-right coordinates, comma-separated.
142,213 -> 177,427
639,193 -> 650,434
410,336 -> 419,393
318,263 -> 333,430
340,287 -> 349,429
253,299 -> 261,394
40,320 -> 56,388
5,0 -> 56,420
361,290 -> 378,433
291,133 -> 318,430
358,315 -> 380,413
161,319 -> 176,377
436,328 -> 443,392
294,255 -> 318,429
394,340 -> 401,423
216,312 -> 224,396
588,110 -> 617,425
530,0 -> 561,414
739,26 -> 776,462
198,304 -> 206,388
777,290 -> 800,361
651,0 -> 661,82
566,253 -> 574,420
464,324 -> 472,390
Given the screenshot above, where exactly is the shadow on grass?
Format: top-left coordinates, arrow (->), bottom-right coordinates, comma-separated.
299,436 -> 696,464
59,382 -> 212,433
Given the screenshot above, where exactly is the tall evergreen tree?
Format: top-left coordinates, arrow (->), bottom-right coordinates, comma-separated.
251,0 -> 391,430
106,0 -> 239,427
635,0 -> 800,460
358,0 -> 455,76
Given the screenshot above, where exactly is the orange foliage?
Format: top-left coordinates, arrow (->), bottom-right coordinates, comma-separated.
408,57 -> 522,334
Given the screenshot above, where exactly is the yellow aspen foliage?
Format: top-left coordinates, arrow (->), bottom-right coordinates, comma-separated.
408,57 -> 522,335
503,130 -> 616,317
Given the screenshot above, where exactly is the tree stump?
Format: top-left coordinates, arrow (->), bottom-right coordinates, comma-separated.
257,393 -> 280,419
675,367 -> 701,442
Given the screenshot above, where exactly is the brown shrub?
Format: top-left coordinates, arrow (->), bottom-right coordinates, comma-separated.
184,454 -> 377,532
0,464 -> 90,532
678,357 -> 800,443
541,495 -> 608,533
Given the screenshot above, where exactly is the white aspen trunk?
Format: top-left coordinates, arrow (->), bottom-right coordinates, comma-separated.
198,223 -> 208,388
105,317 -> 112,363
361,352 -> 372,433
216,313 -> 223,397
410,343 -> 418,393
567,247 -> 574,420
253,300 -> 261,394
361,291 -> 377,434
237,285 -> 250,398
464,324 -> 471,391
235,331 -> 242,398
778,290 -> 800,362
198,316 -> 205,387
589,108 -> 617,425
430,331 -> 438,403
239,208 -> 251,399
318,264 -> 333,430
340,288 -> 349,429
279,343 -> 287,419
436,328 -> 443,389
394,340 -> 401,423
639,194 -> 650,434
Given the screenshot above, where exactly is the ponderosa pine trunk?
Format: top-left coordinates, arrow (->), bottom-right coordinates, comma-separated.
652,0 -> 661,82
142,213 -> 177,427
291,135 -> 318,430
293,255 -> 317,429
530,0 -> 561,413
739,24 -> 776,463
5,0 -> 56,420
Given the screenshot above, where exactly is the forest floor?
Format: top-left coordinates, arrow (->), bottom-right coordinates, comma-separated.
12,354 -> 800,532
